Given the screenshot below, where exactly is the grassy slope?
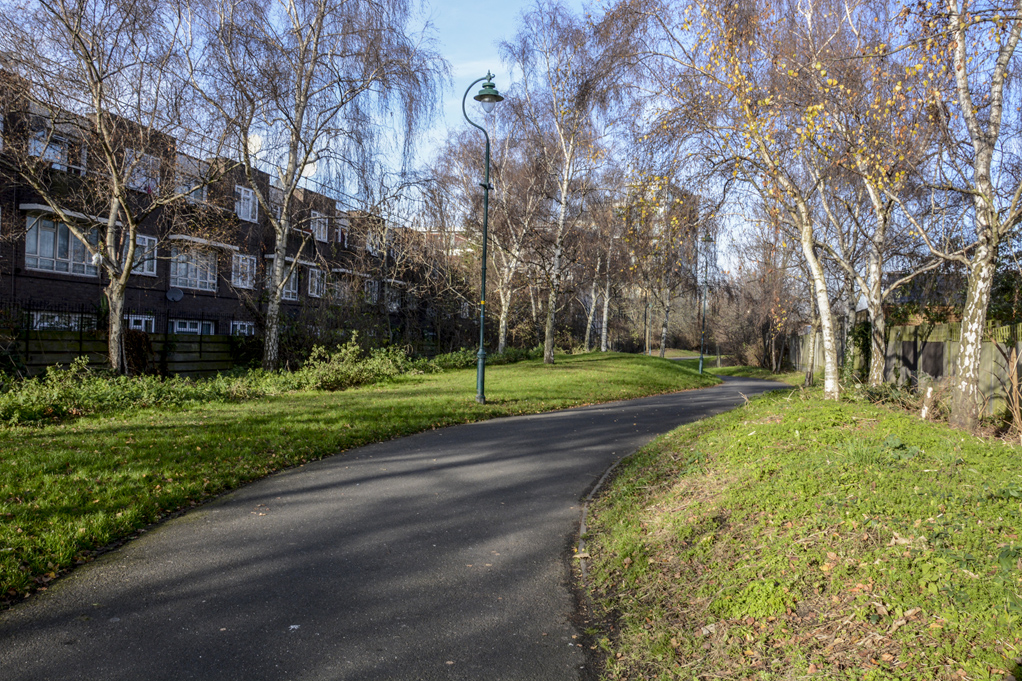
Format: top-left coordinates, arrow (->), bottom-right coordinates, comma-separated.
585,389 -> 1022,681
0,352 -> 717,602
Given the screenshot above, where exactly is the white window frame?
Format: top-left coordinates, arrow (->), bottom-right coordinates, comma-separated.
386,286 -> 401,313
170,245 -> 217,292
269,185 -> 284,222
24,216 -> 98,277
29,130 -> 85,175
231,320 -> 256,336
366,232 -> 383,257
175,154 -> 208,203
169,319 -> 215,335
125,234 -> 157,276
125,148 -> 160,193
232,253 -> 257,289
125,314 -> 156,332
311,211 -> 328,242
32,311 -> 96,331
327,280 -> 350,303
282,268 -> 299,301
234,185 -> 258,222
308,268 -> 325,298
336,218 -> 349,248
364,280 -> 380,304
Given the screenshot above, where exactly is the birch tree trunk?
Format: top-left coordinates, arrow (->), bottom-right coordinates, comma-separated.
497,286 -> 511,355
105,279 -> 127,373
600,273 -> 611,352
659,302 -> 670,359
800,220 -> 840,399
951,240 -> 998,428
583,273 -> 599,352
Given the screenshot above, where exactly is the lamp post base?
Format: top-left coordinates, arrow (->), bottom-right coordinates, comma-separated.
476,349 -> 487,405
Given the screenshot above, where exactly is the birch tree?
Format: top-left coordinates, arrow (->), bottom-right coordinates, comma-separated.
501,0 -> 636,364
190,0 -> 444,370
0,0 -> 229,373
898,0 -> 1022,429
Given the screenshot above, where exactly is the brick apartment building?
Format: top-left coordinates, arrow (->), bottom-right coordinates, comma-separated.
0,93 -> 459,360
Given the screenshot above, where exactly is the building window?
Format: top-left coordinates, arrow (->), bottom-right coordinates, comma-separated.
264,261 -> 299,301
311,212 -> 328,242
337,218 -> 348,248
327,279 -> 352,303
125,149 -> 160,193
170,246 -> 217,291
25,216 -> 98,276
282,268 -> 299,301
234,185 -> 258,222
231,320 -> 256,336
232,254 -> 257,289
125,314 -> 156,332
366,232 -> 383,257
170,319 -> 215,335
32,311 -> 96,330
125,234 -> 157,276
29,130 -> 85,175
364,280 -> 379,304
308,268 -> 325,298
386,286 -> 401,312
269,185 -> 284,222
175,154 -> 207,203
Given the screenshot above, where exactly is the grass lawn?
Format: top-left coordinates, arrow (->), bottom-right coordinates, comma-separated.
583,387 -> 1022,680
0,352 -> 717,603
669,356 -> 806,385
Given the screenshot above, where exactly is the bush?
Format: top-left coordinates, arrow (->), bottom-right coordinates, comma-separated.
487,346 -> 543,365
0,357 -> 299,425
430,348 -> 477,370
294,340 -> 410,391
0,341 -> 547,426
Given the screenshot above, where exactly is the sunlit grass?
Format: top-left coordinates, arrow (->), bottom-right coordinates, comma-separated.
0,352 -> 717,603
670,357 -> 805,385
584,388 -> 1022,680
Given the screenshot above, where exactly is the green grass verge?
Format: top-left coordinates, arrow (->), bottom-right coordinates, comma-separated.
0,352 -> 717,603
670,357 -> 805,385
584,388 -> 1022,680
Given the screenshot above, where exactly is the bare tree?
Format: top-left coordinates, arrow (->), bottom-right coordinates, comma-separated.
896,0 -> 1022,429
0,0 -> 233,373
501,0 -> 637,364
623,175 -> 702,358
189,0 -> 446,370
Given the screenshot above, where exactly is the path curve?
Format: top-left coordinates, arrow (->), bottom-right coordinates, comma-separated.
0,377 -> 785,681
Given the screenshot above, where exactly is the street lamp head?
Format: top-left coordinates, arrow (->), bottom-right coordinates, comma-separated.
474,72 -> 503,113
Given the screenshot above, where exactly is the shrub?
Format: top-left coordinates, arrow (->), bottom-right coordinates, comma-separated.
294,339 -> 410,392
430,348 -> 477,370
0,341 -> 547,426
488,345 -> 543,365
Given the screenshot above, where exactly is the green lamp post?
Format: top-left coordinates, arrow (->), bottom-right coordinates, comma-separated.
698,232 -> 714,375
463,72 -> 503,404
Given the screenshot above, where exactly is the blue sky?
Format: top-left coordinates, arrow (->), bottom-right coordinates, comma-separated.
418,0 -> 586,160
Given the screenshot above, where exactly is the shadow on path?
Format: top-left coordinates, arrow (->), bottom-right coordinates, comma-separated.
0,377 -> 784,681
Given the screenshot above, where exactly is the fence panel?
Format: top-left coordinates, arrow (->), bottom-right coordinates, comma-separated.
792,322 -> 1022,416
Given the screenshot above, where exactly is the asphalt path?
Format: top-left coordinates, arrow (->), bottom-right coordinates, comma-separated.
0,376 -> 786,681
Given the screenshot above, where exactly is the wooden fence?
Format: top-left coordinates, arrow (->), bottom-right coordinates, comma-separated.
792,321 -> 1022,415
1,329 -> 239,377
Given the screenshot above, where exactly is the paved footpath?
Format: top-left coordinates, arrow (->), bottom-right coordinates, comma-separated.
0,377 -> 785,681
